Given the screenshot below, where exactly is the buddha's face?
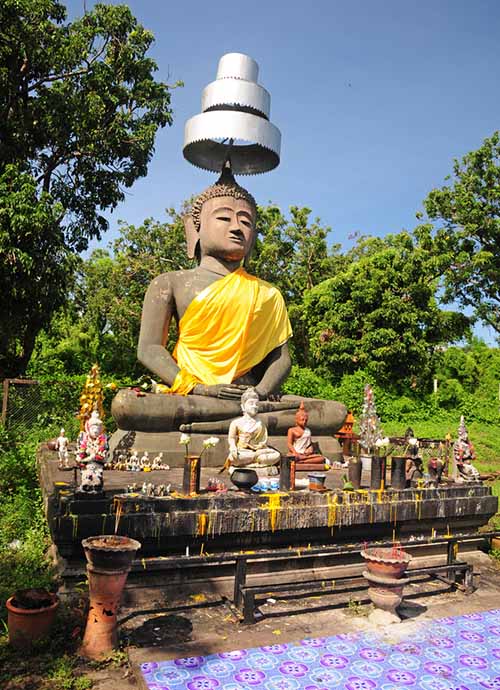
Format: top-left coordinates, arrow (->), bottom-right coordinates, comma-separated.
199,196 -> 256,262
296,411 -> 308,428
242,396 -> 259,417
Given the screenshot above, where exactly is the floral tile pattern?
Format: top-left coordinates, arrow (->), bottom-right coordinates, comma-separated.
140,609 -> 500,690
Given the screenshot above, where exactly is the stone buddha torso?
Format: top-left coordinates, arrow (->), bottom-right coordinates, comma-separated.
111,171 -> 346,439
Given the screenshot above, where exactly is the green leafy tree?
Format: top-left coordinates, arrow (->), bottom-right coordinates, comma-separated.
420,131 -> 500,335
302,232 -> 470,389
250,205 -> 343,364
0,0 -> 178,377
32,210 -> 193,379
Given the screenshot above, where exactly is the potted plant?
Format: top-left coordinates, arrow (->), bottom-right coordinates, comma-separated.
6,588 -> 60,649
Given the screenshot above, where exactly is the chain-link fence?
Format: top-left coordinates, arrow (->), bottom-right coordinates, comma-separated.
1,379 -> 82,434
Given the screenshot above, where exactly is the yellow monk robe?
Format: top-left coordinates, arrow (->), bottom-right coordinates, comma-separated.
168,268 -> 292,395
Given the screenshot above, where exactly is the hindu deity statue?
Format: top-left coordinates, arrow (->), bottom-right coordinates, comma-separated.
227,388 -> 280,470
453,416 -> 479,481
77,410 -> 108,493
287,402 -> 329,466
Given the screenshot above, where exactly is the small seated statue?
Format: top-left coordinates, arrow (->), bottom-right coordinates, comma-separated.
287,402 -> 329,466
404,428 -> 423,484
228,388 -> 280,469
454,416 -> 479,481
428,442 -> 447,483
111,168 -> 346,439
55,428 -> 70,469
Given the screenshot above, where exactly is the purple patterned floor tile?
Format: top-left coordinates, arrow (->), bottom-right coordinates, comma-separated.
140,609 -> 500,690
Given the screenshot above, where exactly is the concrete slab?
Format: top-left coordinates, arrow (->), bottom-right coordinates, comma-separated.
126,551 -> 500,689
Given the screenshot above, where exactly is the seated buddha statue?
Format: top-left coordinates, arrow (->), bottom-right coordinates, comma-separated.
228,388 -> 280,469
287,402 -> 328,466
111,167 -> 346,439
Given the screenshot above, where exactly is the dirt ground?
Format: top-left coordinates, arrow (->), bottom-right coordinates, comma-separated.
76,549 -> 500,690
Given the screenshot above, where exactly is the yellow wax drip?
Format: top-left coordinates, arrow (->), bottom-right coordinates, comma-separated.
266,494 -> 281,532
197,513 -> 207,537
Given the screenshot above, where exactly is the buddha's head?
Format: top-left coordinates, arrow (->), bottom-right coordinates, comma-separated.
295,402 -> 308,428
241,387 -> 260,417
184,167 -> 257,264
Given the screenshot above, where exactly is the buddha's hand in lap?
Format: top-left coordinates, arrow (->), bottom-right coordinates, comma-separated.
193,383 -> 249,399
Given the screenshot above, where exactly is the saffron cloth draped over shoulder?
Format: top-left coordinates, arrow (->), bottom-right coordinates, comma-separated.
168,267 -> 292,395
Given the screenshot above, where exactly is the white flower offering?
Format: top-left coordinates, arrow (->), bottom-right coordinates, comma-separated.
203,436 -> 220,449
179,433 -> 191,446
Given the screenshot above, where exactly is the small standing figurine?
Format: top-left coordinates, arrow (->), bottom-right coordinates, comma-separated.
77,410 -> 108,493
287,402 -> 329,467
55,428 -> 70,470
227,388 -> 280,472
454,416 -> 480,481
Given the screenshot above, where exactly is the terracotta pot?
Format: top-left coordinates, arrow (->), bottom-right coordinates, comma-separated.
47,439 -> 58,451
80,535 -> 141,660
6,592 -> 59,649
81,535 -> 141,571
361,547 -> 412,579
348,457 -> 362,489
230,468 -> 258,490
491,537 -> 500,551
367,585 -> 403,612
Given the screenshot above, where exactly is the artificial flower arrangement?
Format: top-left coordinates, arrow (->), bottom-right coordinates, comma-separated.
179,433 -> 220,459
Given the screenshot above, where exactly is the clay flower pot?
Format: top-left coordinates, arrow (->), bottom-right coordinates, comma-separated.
365,576 -> 409,613
6,589 -> 59,649
81,535 -> 141,571
361,547 -> 412,579
230,468 -> 258,490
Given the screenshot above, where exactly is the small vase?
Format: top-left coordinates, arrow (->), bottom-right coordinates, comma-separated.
360,454 -> 372,472
348,457 -> 362,489
370,456 -> 387,490
391,456 -> 407,490
7,590 -> 59,649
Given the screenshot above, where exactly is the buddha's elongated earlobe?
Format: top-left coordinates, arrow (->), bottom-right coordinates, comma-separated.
183,214 -> 199,260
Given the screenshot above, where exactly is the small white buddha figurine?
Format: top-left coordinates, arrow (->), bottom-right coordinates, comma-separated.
140,451 -> 149,468
56,428 -> 70,469
228,388 -> 280,471
152,452 -> 163,470
129,450 -> 139,471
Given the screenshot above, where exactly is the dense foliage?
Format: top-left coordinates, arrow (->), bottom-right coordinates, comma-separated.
0,0 -> 178,377
419,131 -> 500,335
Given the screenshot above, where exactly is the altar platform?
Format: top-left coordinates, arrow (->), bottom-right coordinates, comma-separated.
39,447 -> 498,567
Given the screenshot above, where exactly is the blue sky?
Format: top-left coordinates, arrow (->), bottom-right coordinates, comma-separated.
66,0 -> 500,340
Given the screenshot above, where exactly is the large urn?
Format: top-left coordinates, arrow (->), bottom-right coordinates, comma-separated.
79,535 -> 141,659
361,547 -> 412,617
